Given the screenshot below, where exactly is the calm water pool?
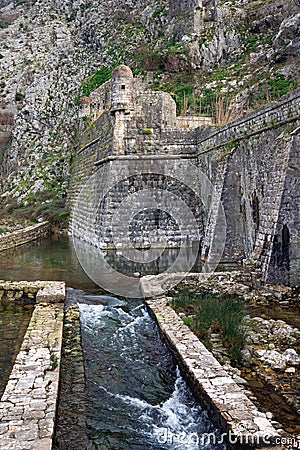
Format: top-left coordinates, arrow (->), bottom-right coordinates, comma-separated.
0,235 -> 99,291
0,302 -> 33,396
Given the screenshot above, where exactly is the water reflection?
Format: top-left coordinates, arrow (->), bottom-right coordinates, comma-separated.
0,302 -> 33,396
0,235 -> 203,295
0,235 -> 99,291
73,236 -> 203,297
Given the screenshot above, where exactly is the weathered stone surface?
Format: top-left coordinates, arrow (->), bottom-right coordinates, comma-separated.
0,222 -> 50,253
0,303 -> 64,449
0,280 -> 65,303
273,13 -> 300,58
36,282 -> 65,304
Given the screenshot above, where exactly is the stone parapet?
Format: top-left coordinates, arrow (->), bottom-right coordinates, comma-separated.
197,89 -> 300,153
0,222 -> 50,253
0,303 -> 64,450
177,115 -> 212,129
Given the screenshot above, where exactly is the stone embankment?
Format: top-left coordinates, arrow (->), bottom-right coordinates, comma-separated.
0,280 -> 65,303
53,304 -> 88,450
0,222 -> 50,252
164,271 -> 300,435
140,269 -> 297,305
141,273 -> 288,449
0,282 -> 65,449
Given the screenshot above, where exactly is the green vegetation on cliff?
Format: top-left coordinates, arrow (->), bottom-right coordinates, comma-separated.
78,66 -> 112,98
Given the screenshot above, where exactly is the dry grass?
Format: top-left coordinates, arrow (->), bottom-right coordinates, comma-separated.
214,95 -> 245,125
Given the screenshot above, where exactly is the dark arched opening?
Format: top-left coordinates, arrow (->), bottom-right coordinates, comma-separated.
281,224 -> 290,270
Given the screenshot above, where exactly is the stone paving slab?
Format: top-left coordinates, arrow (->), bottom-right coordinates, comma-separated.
144,294 -> 281,448
36,281 -> 65,303
0,303 -> 64,449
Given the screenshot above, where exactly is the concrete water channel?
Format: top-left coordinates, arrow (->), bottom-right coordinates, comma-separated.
0,236 -> 285,449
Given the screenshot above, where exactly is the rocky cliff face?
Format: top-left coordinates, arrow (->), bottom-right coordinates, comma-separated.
0,0 -> 299,222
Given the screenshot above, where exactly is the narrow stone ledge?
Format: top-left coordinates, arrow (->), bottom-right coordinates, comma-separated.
0,303 -> 64,450
141,279 -> 281,449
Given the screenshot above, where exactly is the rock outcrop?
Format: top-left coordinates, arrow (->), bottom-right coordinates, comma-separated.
0,0 -> 299,210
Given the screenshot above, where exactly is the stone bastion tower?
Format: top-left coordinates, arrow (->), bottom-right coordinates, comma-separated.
110,65 -> 134,155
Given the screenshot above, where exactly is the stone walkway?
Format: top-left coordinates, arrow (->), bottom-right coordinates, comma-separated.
0,303 -> 64,449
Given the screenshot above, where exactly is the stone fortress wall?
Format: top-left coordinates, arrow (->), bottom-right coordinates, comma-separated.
69,65 -> 300,287
196,89 -> 300,286
169,0 -> 202,16
70,66 -> 206,252
169,0 -> 204,34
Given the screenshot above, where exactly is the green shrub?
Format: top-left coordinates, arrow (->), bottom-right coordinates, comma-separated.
172,287 -> 193,310
182,316 -> 193,326
151,8 -> 165,20
249,72 -> 296,107
4,191 -> 70,228
15,92 -> 24,101
267,73 -> 293,99
50,353 -> 58,370
133,44 -> 162,71
164,43 -> 188,55
142,128 -> 153,135
0,19 -> 7,28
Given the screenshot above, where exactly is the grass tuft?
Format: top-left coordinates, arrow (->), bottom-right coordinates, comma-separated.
172,288 -> 246,362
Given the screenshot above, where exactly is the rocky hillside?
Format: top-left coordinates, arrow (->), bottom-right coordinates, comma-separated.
0,0 -> 299,224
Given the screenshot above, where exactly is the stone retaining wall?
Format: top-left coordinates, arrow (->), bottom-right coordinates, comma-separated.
53,304 -> 88,450
141,275 -> 281,449
0,303 -> 64,450
0,222 -> 50,253
0,281 -> 65,303
196,93 -> 300,286
0,280 -> 66,449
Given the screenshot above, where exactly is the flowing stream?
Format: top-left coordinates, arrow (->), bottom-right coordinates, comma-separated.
1,236 -> 299,445
79,295 -> 226,449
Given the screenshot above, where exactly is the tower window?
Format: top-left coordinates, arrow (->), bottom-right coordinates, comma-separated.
121,85 -> 126,90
